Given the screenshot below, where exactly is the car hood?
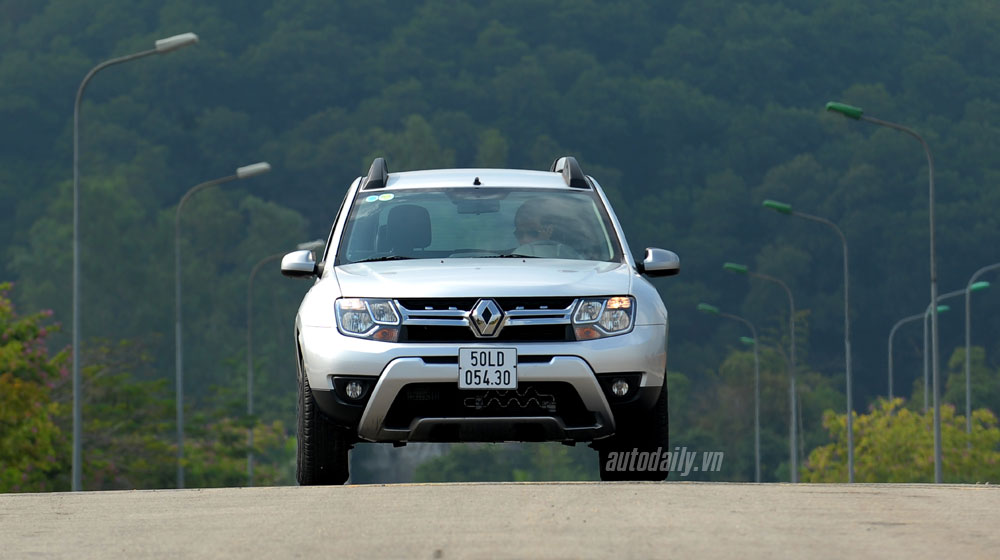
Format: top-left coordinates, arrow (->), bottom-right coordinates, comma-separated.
334,259 -> 633,298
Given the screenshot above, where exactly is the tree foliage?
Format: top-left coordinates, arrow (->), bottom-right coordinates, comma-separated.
803,398 -> 1000,483
4,0 -> 1000,484
0,283 -> 66,492
0,283 -> 293,491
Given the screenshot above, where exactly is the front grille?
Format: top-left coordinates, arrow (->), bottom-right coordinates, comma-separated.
402,324 -> 571,343
383,382 -> 592,429
395,297 -> 576,343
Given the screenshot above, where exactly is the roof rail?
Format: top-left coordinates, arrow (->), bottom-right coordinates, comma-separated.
362,157 -> 388,189
549,156 -> 589,188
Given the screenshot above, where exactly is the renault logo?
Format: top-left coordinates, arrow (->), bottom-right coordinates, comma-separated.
470,299 -> 504,338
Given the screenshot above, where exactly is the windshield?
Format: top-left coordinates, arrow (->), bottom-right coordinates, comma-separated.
336,187 -> 623,264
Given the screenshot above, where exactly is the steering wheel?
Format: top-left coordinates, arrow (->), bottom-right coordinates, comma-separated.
513,240 -> 581,259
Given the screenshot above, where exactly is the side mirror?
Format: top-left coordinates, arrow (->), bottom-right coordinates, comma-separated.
281,250 -> 317,277
638,248 -> 680,277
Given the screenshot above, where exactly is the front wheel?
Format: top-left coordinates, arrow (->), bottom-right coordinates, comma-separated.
297,372 -> 352,485
598,384 -> 669,482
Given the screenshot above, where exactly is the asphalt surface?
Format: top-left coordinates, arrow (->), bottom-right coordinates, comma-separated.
1,482 -> 998,559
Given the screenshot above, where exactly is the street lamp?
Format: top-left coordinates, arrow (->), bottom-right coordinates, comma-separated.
71,31 -> 198,492
924,282 -> 990,412
246,238 -> 324,486
763,198 -> 855,482
965,264 -> 1000,434
723,262 -> 799,482
697,303 -> 761,483
826,100 -> 942,482
888,305 -> 949,403
175,161 -> 271,489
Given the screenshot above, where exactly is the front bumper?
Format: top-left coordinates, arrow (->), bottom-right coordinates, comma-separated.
358,356 -> 612,441
298,324 -> 666,443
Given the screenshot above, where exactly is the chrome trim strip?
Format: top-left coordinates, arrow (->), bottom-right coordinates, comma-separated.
399,309 -> 468,318
504,317 -> 571,326
505,308 -> 573,317
403,318 -> 469,327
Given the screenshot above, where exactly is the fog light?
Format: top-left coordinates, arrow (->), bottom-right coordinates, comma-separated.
345,381 -> 365,400
611,379 -> 629,397
574,326 -> 601,340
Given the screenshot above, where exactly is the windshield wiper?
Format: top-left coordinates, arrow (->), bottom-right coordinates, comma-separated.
354,255 -> 416,263
483,253 -> 541,259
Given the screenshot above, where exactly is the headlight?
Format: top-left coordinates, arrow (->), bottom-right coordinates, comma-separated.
572,296 -> 635,340
335,298 -> 400,341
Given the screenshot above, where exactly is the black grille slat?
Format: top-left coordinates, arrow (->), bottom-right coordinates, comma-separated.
402,324 -> 571,343
403,326 -> 476,342
420,355 -> 552,364
497,325 -> 571,342
421,356 -> 459,364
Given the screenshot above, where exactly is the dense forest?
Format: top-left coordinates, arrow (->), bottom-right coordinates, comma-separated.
4,0 -> 1000,487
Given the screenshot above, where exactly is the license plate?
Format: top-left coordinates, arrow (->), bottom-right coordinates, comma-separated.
458,348 -> 517,390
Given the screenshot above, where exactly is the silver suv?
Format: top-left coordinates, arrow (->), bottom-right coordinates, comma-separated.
281,156 -> 679,483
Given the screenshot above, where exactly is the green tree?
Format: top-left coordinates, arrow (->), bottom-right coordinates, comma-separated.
943,347 -> 1000,414
0,282 -> 67,493
0,374 -> 64,492
48,338 -> 295,490
365,114 -> 456,171
71,351 -> 176,490
474,128 -> 509,168
804,398 -> 1000,483
0,278 -> 295,492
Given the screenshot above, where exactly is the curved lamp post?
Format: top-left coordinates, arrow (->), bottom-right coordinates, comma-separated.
826,100 -> 942,482
965,264 -> 1000,434
922,286 -> 989,417
888,305 -> 949,403
71,32 -> 198,491
697,303 -> 761,483
246,238 -> 324,486
723,262 -> 799,482
762,198 -> 855,482
175,161 -> 271,489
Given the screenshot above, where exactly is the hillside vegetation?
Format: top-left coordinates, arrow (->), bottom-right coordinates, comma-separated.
3,0 -> 1000,484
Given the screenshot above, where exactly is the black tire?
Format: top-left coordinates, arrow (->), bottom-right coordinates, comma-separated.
598,383 -> 669,482
297,372 -> 351,485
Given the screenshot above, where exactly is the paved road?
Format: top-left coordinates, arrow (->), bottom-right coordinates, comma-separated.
1,482 -> 998,559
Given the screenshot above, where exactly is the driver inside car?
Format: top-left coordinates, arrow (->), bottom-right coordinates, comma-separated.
512,198 -> 582,259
